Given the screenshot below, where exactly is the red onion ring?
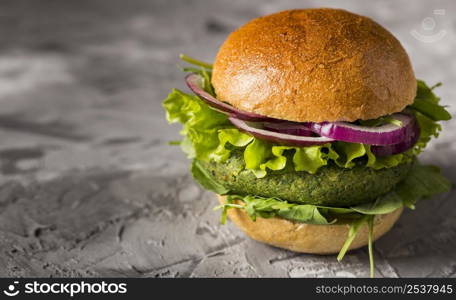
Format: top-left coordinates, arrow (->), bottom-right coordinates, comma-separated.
309,113 -> 415,145
228,116 -> 334,146
185,73 -> 419,153
262,122 -> 314,136
185,73 -> 275,122
371,118 -> 420,156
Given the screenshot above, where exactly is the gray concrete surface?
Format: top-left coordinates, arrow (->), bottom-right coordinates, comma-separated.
0,0 -> 455,277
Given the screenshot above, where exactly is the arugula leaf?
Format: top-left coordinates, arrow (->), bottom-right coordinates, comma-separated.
410,100 -> 451,121
213,196 -> 243,224
337,215 -> 369,261
410,80 -> 451,121
200,68 -> 215,96
191,160 -> 229,195
367,216 -> 375,278
394,164 -> 452,209
334,215 -> 374,278
351,192 -> 403,215
179,54 -> 213,69
277,204 -> 331,224
163,89 -> 231,161
359,115 -> 402,127
225,195 -> 335,225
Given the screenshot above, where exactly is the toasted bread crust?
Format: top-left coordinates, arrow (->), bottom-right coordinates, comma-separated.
212,8 -> 416,122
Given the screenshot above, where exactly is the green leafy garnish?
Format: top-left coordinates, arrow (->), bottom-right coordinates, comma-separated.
383,116 -> 403,127
179,54 -> 213,69
225,194 -> 335,224
191,160 -> 229,195
163,89 -> 231,161
351,192 -> 403,215
394,164 -> 452,209
409,80 -> 451,121
359,116 -> 402,127
367,216 -> 375,278
213,196 -> 243,224
337,215 -> 369,261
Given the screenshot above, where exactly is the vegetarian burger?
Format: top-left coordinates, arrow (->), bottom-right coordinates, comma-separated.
163,8 -> 451,276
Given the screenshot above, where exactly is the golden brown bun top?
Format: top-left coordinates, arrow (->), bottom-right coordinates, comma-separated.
212,8 -> 416,122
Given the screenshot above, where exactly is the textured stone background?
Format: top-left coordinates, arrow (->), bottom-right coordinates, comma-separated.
0,0 -> 454,277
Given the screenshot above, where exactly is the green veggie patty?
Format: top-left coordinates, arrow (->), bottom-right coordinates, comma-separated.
196,150 -> 415,207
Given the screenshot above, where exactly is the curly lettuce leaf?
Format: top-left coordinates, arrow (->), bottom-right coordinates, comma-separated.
411,111 -> 442,154
211,129 -> 253,162
223,194 -> 335,225
350,192 -> 403,215
163,89 -> 231,161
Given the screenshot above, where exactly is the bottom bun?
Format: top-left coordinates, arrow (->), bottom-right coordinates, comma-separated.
218,195 -> 403,254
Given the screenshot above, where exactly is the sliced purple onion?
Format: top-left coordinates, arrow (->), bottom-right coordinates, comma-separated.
185,73 -> 275,122
310,113 -> 415,145
262,121 -> 314,136
228,116 -> 334,146
371,118 -> 420,156
186,73 -> 420,152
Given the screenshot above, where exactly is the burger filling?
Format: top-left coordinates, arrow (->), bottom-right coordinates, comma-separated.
195,150 -> 414,206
